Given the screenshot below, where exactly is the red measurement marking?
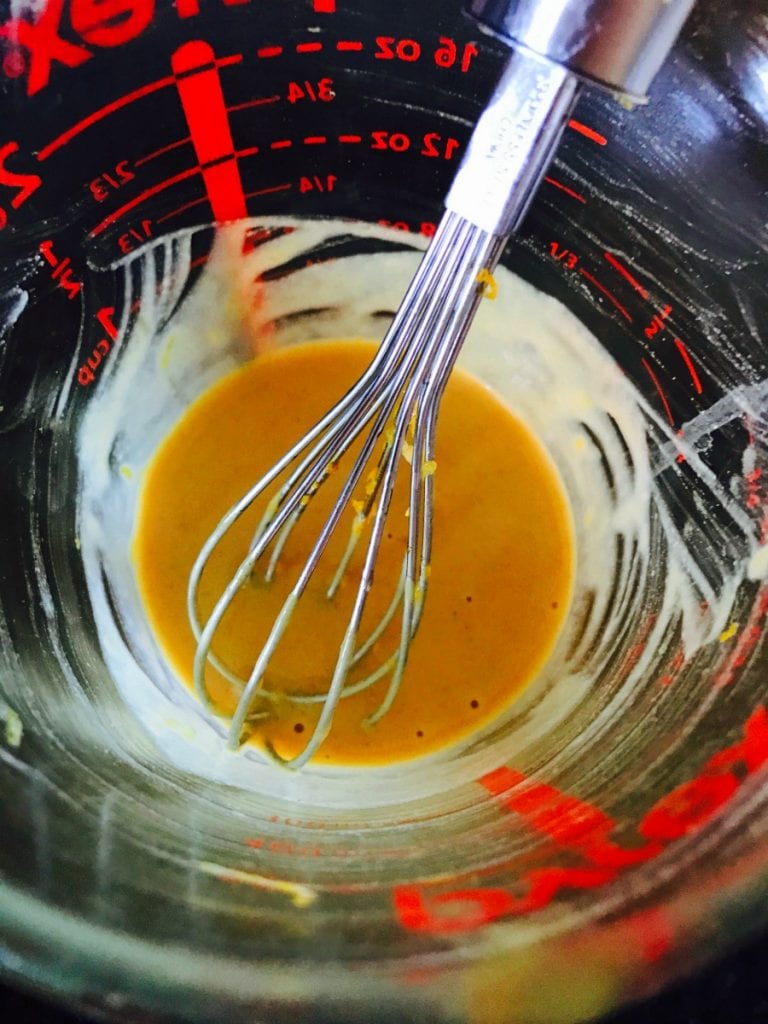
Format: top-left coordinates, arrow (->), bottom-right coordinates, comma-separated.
134,137 -> 190,168
339,134 -> 362,144
189,254 -> 210,271
313,0 -> 336,10
77,305 -> 117,387
296,42 -> 323,53
39,239 -> 81,299
270,139 -> 293,150
257,45 -> 283,58
89,167 -> 198,237
156,193 -> 209,225
395,706 -> 768,933
644,304 -> 673,340
603,251 -> 649,300
97,306 -> 118,341
244,183 -> 293,199
641,357 -> 674,426
229,94 -> 280,113
673,338 -> 703,394
38,76 -> 173,161
36,54 -> 240,162
579,267 -> 633,322
304,135 -> 327,145
337,40 -> 364,51
568,119 -> 607,146
544,176 -> 586,204
237,145 -> 260,159
172,40 -> 246,223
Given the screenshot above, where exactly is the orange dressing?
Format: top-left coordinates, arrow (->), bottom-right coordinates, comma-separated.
133,339 -> 574,766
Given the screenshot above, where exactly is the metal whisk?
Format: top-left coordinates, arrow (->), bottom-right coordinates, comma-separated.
188,0 -> 694,769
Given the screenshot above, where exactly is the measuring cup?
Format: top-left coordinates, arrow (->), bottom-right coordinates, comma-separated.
1,1 -> 767,1022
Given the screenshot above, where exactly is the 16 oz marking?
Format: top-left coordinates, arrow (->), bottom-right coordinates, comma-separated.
375,35 -> 478,73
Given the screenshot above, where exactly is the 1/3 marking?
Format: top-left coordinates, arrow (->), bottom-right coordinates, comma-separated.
287,78 -> 334,103
118,218 -> 153,254
0,140 -> 42,228
89,160 -> 135,202
550,240 -> 579,270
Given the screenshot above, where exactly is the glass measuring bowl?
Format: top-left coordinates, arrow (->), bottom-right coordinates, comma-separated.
0,1 -> 767,1022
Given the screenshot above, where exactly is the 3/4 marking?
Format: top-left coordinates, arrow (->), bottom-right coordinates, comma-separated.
287,78 -> 334,103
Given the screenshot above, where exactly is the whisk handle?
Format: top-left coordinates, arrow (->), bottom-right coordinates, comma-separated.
465,0 -> 695,102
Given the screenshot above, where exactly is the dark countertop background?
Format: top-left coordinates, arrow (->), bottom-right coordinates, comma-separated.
3,929 -> 768,1024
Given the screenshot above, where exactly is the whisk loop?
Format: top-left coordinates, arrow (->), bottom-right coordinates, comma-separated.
188,48 -> 582,768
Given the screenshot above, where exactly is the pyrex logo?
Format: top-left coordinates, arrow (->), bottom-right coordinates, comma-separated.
0,0 -> 251,95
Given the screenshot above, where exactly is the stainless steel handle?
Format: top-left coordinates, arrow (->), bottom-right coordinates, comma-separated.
465,0 -> 696,100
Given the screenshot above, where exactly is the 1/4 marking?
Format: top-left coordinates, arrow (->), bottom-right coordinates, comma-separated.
299,174 -> 336,194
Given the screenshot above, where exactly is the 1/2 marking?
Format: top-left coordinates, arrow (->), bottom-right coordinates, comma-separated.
644,304 -> 673,340
39,239 -> 81,300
